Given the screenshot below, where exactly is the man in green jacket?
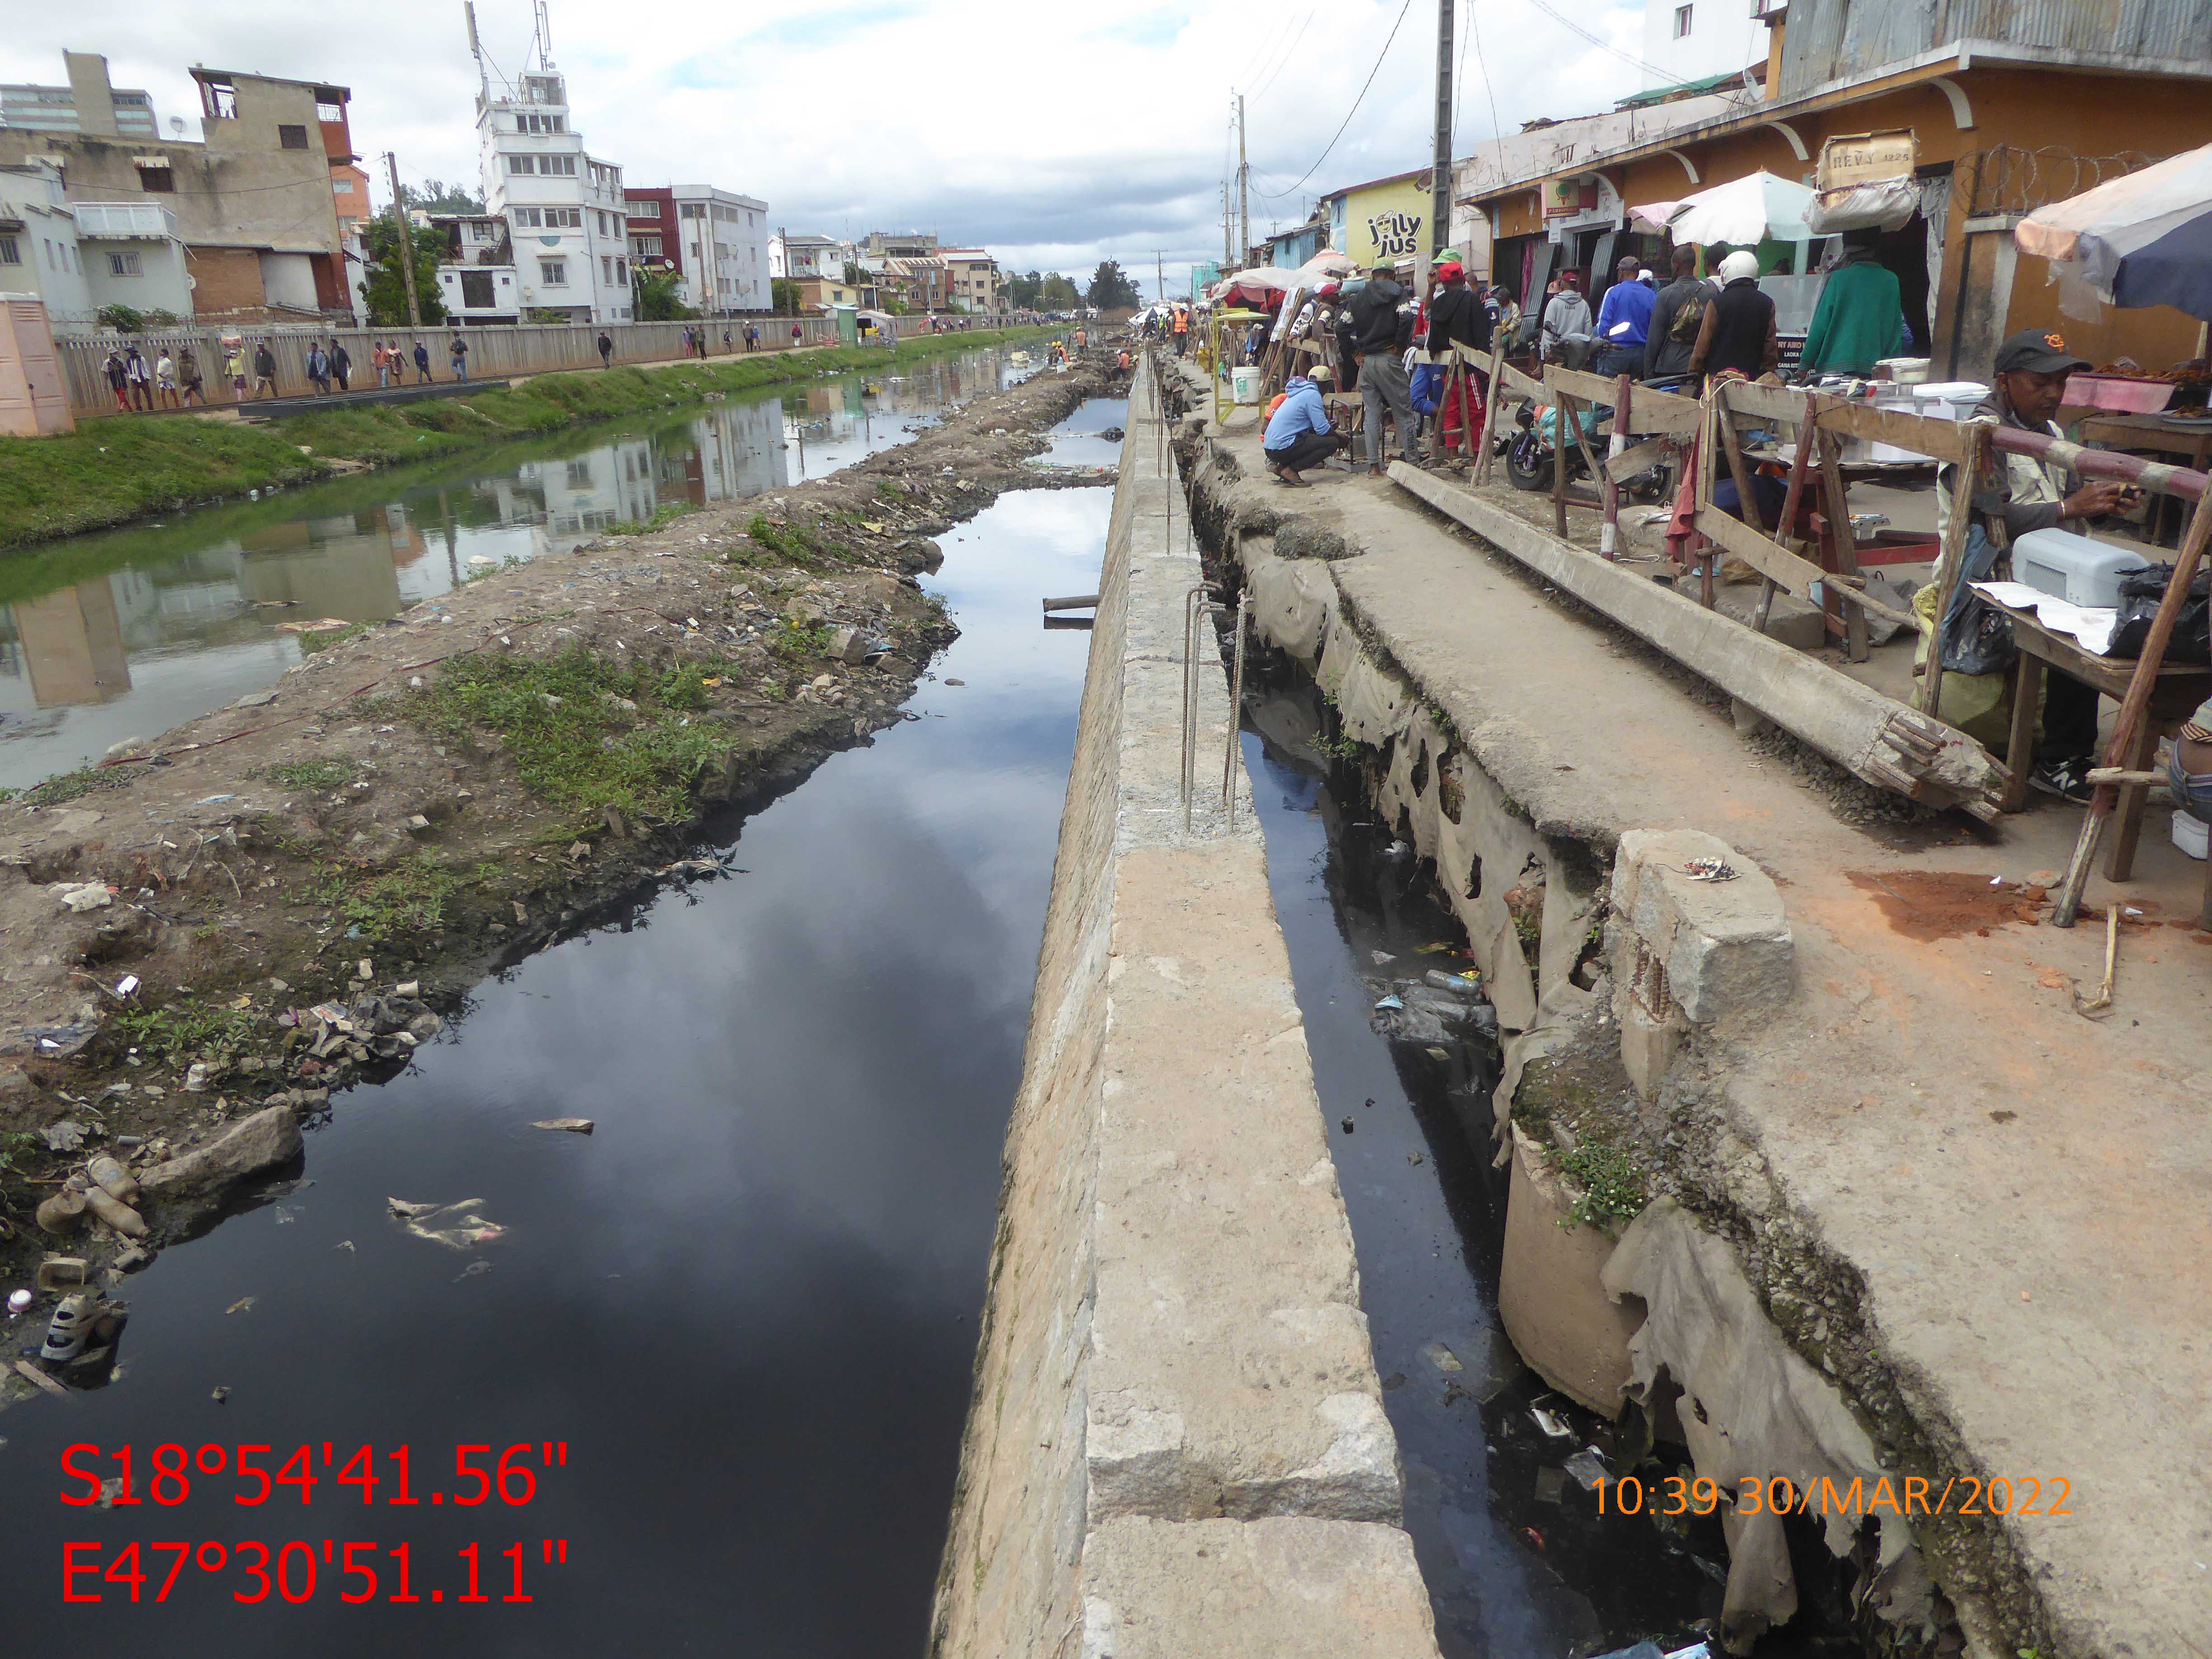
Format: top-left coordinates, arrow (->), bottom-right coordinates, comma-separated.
1799,230 -> 1904,376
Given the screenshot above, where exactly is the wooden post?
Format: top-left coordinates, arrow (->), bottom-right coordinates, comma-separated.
1714,387 -> 1767,537
1816,428 -> 1871,662
1553,390 -> 1570,537
1599,370 -> 1632,560
1918,420 -> 1988,716
1753,390 -> 1822,640
1474,343 -> 1506,487
2053,487 -> 2212,926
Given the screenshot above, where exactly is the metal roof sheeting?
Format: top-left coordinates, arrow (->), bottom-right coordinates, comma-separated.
1778,0 -> 2212,99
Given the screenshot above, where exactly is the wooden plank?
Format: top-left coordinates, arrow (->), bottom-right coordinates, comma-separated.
1553,393 -> 1572,536
1604,433 -> 1678,484
1715,403 -> 1769,537
1817,427 -> 1870,661
1813,399 -> 1968,463
1544,364 -> 1701,436
1917,422 -> 1984,714
1474,345 -> 1507,487
1715,379 -> 1818,425
1693,508 -> 1920,630
1500,360 -> 1547,402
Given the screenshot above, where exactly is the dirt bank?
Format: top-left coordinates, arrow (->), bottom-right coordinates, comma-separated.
0,347 -> 1126,1362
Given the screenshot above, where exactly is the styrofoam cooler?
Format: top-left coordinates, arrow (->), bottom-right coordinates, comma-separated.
1230,366 -> 1262,404
2175,810 -> 2209,861
1911,381 -> 1990,421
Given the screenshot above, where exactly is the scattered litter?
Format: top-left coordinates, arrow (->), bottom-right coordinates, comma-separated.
275,617 -> 350,634
532,1118 -> 595,1134
5,1289 -> 30,1316
34,1188 -> 86,1233
211,1386 -> 231,1404
1534,1467 -> 1567,1503
41,1120 -> 88,1153
389,1197 -> 505,1250
1530,1405 -> 1575,1439
83,1187 -> 146,1237
1340,1117 -> 1355,1134
87,1155 -> 139,1204
14,1358 -> 74,1400
28,1023 -> 98,1058
234,690 -> 278,708
1415,941 -> 1453,955
51,882 -> 114,913
1563,1447 -> 1609,1490
225,1296 -> 256,1315
1520,1526 -> 1545,1553
113,975 -> 139,998
334,1240 -> 355,1253
183,1060 -> 214,1093
272,1206 -> 295,1225
35,1258 -> 87,1291
455,1260 -> 494,1282
1678,858 -> 1737,882
944,678 -> 965,686
1408,1153 -> 1424,1166
1373,994 -> 1404,1011
1422,1341 -> 1463,1374
1424,969 -> 1483,995
197,793 -> 237,806
1369,949 -> 1396,965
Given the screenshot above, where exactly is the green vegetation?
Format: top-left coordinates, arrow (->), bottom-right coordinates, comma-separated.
259,757 -> 361,793
305,853 -> 474,942
1548,1139 -> 1650,1233
363,217 -> 450,328
110,999 -> 257,1064
609,499 -> 694,536
0,325 -> 1059,551
14,765 -> 132,808
633,269 -> 697,322
399,644 -> 763,824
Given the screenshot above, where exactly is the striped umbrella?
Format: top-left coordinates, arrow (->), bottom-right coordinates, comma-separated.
2015,143 -> 2212,320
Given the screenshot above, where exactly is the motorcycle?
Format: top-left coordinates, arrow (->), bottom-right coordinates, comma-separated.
1497,372 -> 1695,502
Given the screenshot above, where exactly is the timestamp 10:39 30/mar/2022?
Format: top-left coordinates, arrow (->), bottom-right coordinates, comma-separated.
1595,1472 -> 2073,1519
59,1442 -> 569,1508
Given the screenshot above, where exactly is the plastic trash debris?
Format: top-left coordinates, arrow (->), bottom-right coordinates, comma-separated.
42,1120 -> 88,1153
1680,857 -> 1736,882
1563,1447 -> 1609,1490
1369,949 -> 1396,965
1373,994 -> 1404,1011
35,1258 -> 87,1291
40,1292 -> 102,1362
86,1155 -> 139,1205
225,1296 -> 255,1315
211,1386 -> 231,1404
389,1198 -> 505,1250
6,1289 -> 31,1316
197,793 -> 237,805
1534,1466 -> 1567,1503
113,975 -> 139,998
52,882 -> 113,913
83,1187 -> 146,1238
1340,1117 -> 1356,1134
183,1061 -> 213,1093
28,1024 -> 98,1059
1422,1341 -> 1464,1374
1424,969 -> 1483,996
1531,1405 -> 1575,1439
334,1240 -> 355,1253
1416,941 -> 1454,955
455,1260 -> 494,1282
35,1189 -> 87,1235
531,1119 -> 594,1134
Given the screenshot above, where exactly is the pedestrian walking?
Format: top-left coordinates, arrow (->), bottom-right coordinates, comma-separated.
597,330 -> 614,368
103,349 -> 130,412
372,341 -> 389,388
124,343 -> 153,410
224,338 -> 247,399
450,333 -> 469,382
412,341 -> 432,384
744,323 -> 758,351
1347,263 -> 1416,471
178,345 -> 207,407
791,322 -> 802,347
331,338 -> 351,392
253,340 -> 279,399
695,328 -> 708,360
155,349 -> 180,410
306,342 -> 332,395
722,328 -> 732,354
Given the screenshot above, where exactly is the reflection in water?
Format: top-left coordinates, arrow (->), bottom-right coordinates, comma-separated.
0,344 -> 1051,792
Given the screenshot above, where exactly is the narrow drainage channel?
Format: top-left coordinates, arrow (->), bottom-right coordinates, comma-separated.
1242,665 -> 1859,1659
0,485 -> 1114,1656
0,342 -> 1057,794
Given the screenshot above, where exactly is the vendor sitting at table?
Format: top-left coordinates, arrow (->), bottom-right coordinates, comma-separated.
1928,328 -> 2134,803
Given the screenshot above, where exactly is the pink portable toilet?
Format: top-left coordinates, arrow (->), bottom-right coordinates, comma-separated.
0,295 -> 76,436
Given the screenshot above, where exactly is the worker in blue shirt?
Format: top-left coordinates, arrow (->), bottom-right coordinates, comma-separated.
1591,255 -> 1656,379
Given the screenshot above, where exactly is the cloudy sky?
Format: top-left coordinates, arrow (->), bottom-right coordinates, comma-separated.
2,0 -> 1663,293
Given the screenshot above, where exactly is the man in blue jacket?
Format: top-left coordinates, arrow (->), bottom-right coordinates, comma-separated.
1262,365 -> 1344,486
1591,255 -> 1654,378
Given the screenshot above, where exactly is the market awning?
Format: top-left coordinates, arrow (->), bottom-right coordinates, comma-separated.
2014,142 -> 2212,320
1659,172 -> 1816,247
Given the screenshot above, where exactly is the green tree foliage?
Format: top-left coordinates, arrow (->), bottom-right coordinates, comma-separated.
771,278 -> 808,315
633,268 -> 696,321
396,178 -> 487,214
1037,272 -> 1082,310
1086,260 -> 1141,311
362,218 -> 449,327
842,262 -> 866,288
1004,269 -> 1044,309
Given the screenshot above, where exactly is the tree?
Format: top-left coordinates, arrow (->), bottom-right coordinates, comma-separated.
363,217 -> 448,327
633,268 -> 696,321
842,262 -> 866,288
1086,260 -> 1141,311
772,278 -> 808,315
1038,272 -> 1081,310
396,178 -> 487,215
1003,269 -> 1044,309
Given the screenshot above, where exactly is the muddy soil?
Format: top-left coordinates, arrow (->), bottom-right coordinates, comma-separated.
0,347 -> 1127,1339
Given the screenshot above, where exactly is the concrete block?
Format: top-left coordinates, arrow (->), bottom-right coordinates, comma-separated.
1080,1517 -> 1441,1659
1496,1124 -> 1643,1415
1711,578 -> 1824,651
1618,997 -> 1682,1100
1611,829 -> 1793,1026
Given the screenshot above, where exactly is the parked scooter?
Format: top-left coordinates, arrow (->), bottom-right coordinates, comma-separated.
1498,373 -> 1694,501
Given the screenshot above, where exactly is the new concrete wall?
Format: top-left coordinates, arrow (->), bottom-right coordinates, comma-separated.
930,362 -> 1441,1659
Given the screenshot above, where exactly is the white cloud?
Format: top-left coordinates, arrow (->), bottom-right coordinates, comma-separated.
1,0 -> 1650,292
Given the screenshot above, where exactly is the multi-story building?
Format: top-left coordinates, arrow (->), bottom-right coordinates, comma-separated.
768,231 -> 844,281
0,52 -> 358,324
937,248 -> 998,314
624,185 -> 769,314
862,230 -> 937,260
424,211 -> 520,325
474,65 -> 629,323
0,52 -> 160,138
863,254 -> 950,313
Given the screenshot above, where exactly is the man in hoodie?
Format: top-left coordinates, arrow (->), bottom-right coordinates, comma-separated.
1799,229 -> 1905,377
1349,262 -> 1416,472
1422,257 -> 1491,455
1262,364 -> 1344,485
1539,272 -> 1593,365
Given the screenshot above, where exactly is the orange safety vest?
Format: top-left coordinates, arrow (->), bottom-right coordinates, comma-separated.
1172,311 -> 1188,334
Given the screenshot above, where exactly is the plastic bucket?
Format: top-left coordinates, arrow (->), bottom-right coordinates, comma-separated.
1230,366 -> 1262,404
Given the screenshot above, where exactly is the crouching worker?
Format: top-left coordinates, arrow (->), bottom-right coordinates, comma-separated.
1262,363 -> 1344,486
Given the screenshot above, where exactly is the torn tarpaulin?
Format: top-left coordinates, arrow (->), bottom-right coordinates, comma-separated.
1601,1199 -> 1936,1654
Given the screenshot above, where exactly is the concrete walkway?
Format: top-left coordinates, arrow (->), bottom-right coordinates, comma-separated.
1188,381 -> 2211,1658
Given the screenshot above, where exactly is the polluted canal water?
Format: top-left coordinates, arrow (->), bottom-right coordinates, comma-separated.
0,479 -> 1114,1654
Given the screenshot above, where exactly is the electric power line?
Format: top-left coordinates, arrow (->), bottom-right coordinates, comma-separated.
1465,0 -> 1509,182
1524,0 -> 1676,81
1248,0 -> 1420,200
1247,10 -> 1315,106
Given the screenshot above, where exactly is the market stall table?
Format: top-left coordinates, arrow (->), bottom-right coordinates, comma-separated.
2073,412 -> 2212,543
1990,595 -> 2212,884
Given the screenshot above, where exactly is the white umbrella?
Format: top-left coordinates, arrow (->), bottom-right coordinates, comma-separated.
2015,142 -> 2212,319
1291,250 -> 1356,286
1666,172 -> 1816,246
1224,267 -> 1293,293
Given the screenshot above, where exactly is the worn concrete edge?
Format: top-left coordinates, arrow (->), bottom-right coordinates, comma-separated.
929,358 -> 1440,1659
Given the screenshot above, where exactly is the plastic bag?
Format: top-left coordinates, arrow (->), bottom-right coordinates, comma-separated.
2106,561 -> 2212,663
1938,524 -> 2017,676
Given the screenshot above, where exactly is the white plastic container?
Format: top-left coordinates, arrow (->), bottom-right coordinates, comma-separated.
2175,809 -> 2209,861
1230,366 -> 1263,405
1911,381 -> 1990,422
2013,526 -> 2153,608
1878,356 -> 1931,384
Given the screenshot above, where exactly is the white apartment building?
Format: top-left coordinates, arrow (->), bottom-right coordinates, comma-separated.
1638,0 -> 1770,90
671,186 -> 769,315
0,163 -> 195,327
474,66 -> 630,324
769,231 -> 843,281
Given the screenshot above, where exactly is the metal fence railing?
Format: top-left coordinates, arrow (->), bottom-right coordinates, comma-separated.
51,312 -> 1029,418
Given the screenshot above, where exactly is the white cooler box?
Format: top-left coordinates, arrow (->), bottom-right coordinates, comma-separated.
2012,527 -> 2153,608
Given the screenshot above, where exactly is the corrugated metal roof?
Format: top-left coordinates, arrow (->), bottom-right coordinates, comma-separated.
1778,0 -> 2212,99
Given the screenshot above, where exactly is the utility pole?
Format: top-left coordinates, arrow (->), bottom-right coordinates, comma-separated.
1222,183 -> 1233,273
1237,94 -> 1250,267
1430,0 -> 1454,261
1157,251 -> 1165,305
384,151 -> 421,329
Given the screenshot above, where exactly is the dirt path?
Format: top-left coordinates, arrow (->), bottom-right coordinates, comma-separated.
0,347 -> 1125,1343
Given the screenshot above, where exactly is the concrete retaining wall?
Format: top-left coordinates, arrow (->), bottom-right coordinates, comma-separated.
929,363 -> 1441,1659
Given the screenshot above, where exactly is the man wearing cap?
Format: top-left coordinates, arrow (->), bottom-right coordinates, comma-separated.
1929,328 -> 2133,801
1592,254 -> 1655,379
1422,252 -> 1491,455
1261,364 -> 1345,486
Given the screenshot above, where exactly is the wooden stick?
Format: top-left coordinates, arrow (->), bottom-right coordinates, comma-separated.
1600,371 -> 1633,561
1474,344 -> 1507,486
1817,426 -> 1871,662
13,1358 -> 75,1401
2085,767 -> 2163,787
1553,391 -> 1571,537
2054,486 -> 2212,927
1696,393 -> 1719,608
2073,904 -> 2119,1018
1919,421 -> 1989,716
1714,386 -> 1768,538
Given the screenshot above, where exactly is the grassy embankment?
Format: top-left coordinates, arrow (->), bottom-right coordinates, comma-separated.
0,325 -> 1058,550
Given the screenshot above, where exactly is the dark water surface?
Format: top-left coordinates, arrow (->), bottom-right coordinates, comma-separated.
0,343 -> 1053,793
0,486 -> 1111,1655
